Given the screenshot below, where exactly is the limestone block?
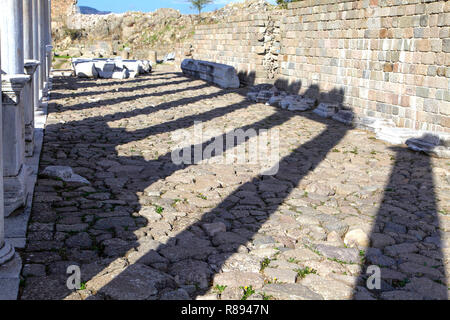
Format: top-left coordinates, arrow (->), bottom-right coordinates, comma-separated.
74,62 -> 98,78
406,133 -> 450,158
355,117 -> 396,133
344,229 -> 369,248
266,93 -> 286,107
97,71 -> 114,78
376,128 -> 425,145
181,59 -> 240,89
41,166 -> 90,185
256,90 -> 273,103
114,58 -> 124,69
281,96 -> 316,111
122,60 -> 141,73
332,110 -> 355,125
164,52 -> 175,62
111,70 -> 130,79
139,60 -> 152,73
313,103 -> 339,118
247,91 -> 258,102
94,60 -> 115,73
3,165 -> 31,216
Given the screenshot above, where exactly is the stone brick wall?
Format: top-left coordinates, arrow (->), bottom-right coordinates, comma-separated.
188,0 -> 449,132
278,0 -> 449,132
51,0 -> 78,26
191,13 -> 276,85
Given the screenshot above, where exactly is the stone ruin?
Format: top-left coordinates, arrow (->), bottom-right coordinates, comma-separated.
178,57 -> 450,159
72,57 -> 152,79
246,84 -> 450,159
179,56 -> 450,159
181,59 -> 240,89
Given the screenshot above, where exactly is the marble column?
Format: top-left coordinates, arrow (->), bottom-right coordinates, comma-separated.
40,0 -> 51,97
38,0 -> 46,98
32,0 -> 41,109
23,0 -> 40,157
46,0 -> 53,89
1,0 -> 31,216
0,43 -> 16,266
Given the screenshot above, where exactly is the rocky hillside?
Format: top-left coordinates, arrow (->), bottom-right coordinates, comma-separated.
52,0 -> 275,61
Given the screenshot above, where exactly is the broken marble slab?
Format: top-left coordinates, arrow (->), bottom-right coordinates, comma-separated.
181,59 -> 240,89
266,93 -> 286,107
74,61 -> 98,78
332,110 -> 355,125
247,91 -> 258,102
375,127 -> 427,145
355,116 -> 396,133
93,60 -> 115,73
112,69 -> 130,79
406,133 -> 450,158
72,58 -> 152,79
122,60 -> 152,74
164,52 -> 176,62
41,166 -> 90,185
279,96 -> 316,111
256,90 -> 273,103
313,102 -> 339,118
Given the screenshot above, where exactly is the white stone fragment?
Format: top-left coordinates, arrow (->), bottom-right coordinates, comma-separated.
42,166 -> 90,185
181,59 -> 240,89
256,90 -> 273,103
266,94 -> 284,107
355,116 -> 396,133
313,102 -> 339,118
247,91 -> 258,102
332,110 -> 354,125
376,127 -> 424,145
111,69 -> 130,79
74,62 -> 98,78
73,57 -> 152,79
406,133 -> 450,158
122,60 -> 141,73
344,229 -> 369,248
280,96 -> 316,111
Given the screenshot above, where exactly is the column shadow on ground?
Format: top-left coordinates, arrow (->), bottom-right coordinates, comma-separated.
21,70 -> 447,300
51,77 -> 194,100
41,75 -> 350,299
354,143 -> 448,300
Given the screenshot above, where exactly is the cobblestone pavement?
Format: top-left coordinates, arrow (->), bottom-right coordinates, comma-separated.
19,65 -> 449,300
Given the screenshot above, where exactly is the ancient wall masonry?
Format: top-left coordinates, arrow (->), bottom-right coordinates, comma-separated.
188,13 -> 272,85
185,0 -> 449,133
51,0 -> 77,26
277,0 -> 449,133
52,0 -> 449,132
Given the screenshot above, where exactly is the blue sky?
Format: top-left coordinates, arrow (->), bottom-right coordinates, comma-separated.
78,0 -> 276,14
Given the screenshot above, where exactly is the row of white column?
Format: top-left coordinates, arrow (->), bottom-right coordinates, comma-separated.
0,0 -> 52,265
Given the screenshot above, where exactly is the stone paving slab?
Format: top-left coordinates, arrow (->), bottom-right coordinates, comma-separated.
18,65 -> 450,300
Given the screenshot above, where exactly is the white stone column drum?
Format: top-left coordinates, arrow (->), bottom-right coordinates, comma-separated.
23,0 -> 40,157
38,0 -> 46,98
1,0 -> 31,216
32,0 -> 41,109
0,41 -> 16,266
